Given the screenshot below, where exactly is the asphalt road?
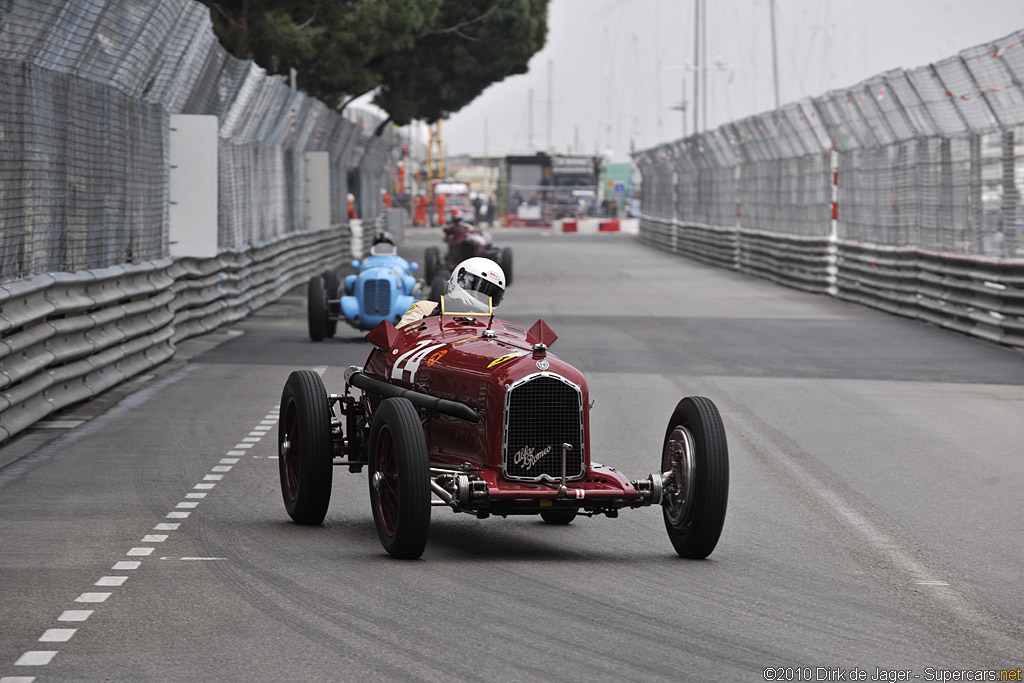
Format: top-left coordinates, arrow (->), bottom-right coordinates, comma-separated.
2,229 -> 1022,682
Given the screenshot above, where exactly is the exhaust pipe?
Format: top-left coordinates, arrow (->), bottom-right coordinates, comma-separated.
345,366 -> 481,423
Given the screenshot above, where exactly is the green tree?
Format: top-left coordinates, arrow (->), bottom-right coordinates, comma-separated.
372,0 -> 548,124
201,0 -> 549,125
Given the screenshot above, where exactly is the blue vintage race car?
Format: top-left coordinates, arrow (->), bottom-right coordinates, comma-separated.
308,236 -> 437,340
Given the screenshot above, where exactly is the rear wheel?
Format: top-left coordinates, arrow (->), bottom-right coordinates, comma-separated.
540,508 -> 577,525
367,398 -> 431,559
322,270 -> 340,338
307,276 -> 328,341
278,371 -> 334,525
661,396 -> 729,559
499,247 -> 513,286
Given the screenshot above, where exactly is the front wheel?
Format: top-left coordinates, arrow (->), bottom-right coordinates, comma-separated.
428,275 -> 447,303
499,247 -> 513,286
307,276 -> 328,342
278,371 -> 334,524
367,398 -> 431,559
661,396 -> 729,559
424,246 -> 440,282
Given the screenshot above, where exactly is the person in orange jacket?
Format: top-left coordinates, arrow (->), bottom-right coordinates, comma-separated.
347,193 -> 358,219
435,193 -> 446,227
413,191 -> 428,226
381,188 -> 391,211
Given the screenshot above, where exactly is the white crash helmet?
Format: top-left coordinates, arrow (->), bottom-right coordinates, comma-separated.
446,257 -> 505,312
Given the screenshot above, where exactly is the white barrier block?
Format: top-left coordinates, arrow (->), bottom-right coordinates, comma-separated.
305,151 -> 330,232
169,114 -> 218,259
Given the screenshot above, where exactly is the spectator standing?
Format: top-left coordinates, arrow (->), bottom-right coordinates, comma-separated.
435,193 -> 447,226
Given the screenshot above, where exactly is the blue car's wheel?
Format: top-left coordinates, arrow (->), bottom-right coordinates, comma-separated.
322,270 -> 340,338
307,276 -> 328,342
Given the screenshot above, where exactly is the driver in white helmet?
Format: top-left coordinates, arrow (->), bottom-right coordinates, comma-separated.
397,257 -> 506,328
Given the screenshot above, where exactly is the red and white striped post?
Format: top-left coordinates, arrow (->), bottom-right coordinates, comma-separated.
827,138 -> 839,295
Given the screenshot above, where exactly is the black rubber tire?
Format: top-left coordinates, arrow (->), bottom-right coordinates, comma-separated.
428,275 -> 447,303
661,396 -> 729,559
367,398 -> 431,559
307,276 -> 328,342
278,371 -> 334,525
322,270 -> 340,338
424,247 -> 440,282
540,508 -> 577,525
499,247 -> 513,286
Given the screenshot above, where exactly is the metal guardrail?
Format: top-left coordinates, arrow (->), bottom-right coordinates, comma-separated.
639,216 -> 833,293
837,243 -> 1024,348
640,216 -> 1024,349
739,230 -> 834,295
171,229 -> 347,342
0,228 -> 349,443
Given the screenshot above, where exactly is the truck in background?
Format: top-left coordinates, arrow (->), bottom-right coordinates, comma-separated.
502,153 -> 601,227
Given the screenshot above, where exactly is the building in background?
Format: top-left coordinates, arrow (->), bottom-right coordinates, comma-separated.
600,162 -> 637,217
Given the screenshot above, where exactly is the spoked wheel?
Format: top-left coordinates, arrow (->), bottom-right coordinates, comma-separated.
499,247 -> 513,285
322,270 -> 340,338
307,275 -> 328,342
367,397 -> 431,559
540,508 -> 577,525
661,396 -> 729,559
278,370 -> 334,525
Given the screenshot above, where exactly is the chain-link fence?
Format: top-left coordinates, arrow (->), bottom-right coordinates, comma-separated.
636,30 -> 1024,259
0,0 -> 392,282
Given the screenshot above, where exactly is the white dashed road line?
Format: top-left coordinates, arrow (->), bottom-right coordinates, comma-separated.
57,611 -> 91,622
5,408 -> 280,678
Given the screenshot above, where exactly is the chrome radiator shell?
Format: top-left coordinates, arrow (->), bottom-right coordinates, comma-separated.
501,372 -> 585,481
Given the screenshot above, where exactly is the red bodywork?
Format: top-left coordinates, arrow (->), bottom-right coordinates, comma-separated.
441,223 -> 501,268
360,314 -> 639,511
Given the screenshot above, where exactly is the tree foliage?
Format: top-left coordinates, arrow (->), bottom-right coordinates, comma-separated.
201,0 -> 549,125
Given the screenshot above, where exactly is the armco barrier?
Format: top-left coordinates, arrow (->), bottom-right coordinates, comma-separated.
0,227 -> 350,443
838,243 -> 1024,348
640,215 -> 1024,349
0,261 -> 176,442
738,230 -> 835,295
170,228 -> 347,342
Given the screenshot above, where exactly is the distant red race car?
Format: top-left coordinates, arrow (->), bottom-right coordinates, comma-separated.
277,309 -> 729,560
423,220 -> 512,292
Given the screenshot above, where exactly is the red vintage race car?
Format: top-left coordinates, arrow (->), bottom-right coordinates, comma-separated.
277,308 -> 729,560
423,220 -> 513,291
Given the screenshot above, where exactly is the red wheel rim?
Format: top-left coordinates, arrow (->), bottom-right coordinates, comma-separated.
282,400 -> 300,500
373,425 -> 399,536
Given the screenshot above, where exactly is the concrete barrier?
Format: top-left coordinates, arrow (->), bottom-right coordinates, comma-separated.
553,218 -> 639,234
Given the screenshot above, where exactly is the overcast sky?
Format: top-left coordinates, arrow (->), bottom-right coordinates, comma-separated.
440,0 -> 1024,161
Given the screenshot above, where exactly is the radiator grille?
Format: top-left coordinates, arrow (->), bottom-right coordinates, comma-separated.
363,279 -> 391,316
503,374 -> 584,481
